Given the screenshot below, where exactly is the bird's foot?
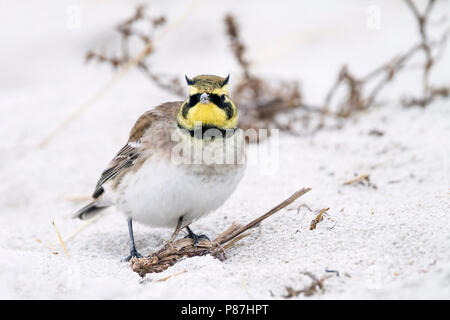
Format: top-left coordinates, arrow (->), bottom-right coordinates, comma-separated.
184,232 -> 210,247
121,249 -> 143,262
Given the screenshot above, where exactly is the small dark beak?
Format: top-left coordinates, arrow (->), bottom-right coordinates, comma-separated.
200,93 -> 210,103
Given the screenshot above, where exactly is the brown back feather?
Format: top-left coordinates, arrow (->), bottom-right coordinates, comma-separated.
92,101 -> 182,198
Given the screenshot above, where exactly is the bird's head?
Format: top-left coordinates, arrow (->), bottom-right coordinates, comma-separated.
177,74 -> 238,133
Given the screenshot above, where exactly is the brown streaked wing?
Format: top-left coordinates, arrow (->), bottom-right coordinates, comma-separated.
92,143 -> 140,198
92,101 -> 182,199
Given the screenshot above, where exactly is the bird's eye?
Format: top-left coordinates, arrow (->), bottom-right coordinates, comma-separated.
221,94 -> 226,101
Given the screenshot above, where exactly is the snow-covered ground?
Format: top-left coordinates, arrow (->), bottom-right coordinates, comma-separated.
0,0 -> 449,299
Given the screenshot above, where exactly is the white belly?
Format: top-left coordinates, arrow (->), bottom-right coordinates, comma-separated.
108,158 -> 245,228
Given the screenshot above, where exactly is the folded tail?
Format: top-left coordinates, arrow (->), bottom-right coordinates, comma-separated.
73,201 -> 109,220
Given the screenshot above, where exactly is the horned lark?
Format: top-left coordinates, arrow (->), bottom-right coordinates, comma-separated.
74,75 -> 246,261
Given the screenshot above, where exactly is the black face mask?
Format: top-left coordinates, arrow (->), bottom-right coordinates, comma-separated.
183,93 -> 234,120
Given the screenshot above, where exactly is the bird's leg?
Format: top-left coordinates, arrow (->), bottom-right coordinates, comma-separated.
121,217 -> 143,262
184,225 -> 210,246
165,216 -> 183,248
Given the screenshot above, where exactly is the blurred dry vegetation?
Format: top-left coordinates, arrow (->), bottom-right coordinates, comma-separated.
85,5 -> 185,96
85,0 -> 449,140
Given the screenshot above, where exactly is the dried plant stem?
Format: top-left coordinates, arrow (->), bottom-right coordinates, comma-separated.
343,174 -> 370,185
51,210 -> 109,247
219,187 -> 312,244
131,187 -> 311,276
156,269 -> 187,282
404,0 -> 436,102
52,221 -> 70,258
37,0 -> 205,149
321,0 -> 448,122
284,272 -> 332,298
310,208 -> 329,230
222,233 -> 251,250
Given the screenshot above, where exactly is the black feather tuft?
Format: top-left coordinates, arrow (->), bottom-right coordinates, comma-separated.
185,75 -> 195,86
73,202 -> 108,220
222,74 -> 230,86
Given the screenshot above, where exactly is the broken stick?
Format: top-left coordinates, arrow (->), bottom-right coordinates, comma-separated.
131,187 -> 311,277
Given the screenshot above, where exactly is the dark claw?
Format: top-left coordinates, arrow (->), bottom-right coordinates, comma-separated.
184,226 -> 210,246
121,249 -> 143,262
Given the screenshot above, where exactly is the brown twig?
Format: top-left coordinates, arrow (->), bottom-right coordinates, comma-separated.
284,272 -> 332,298
220,187 -> 312,244
130,187 -> 311,277
310,208 -> 329,230
343,173 -> 370,185
343,174 -> 377,189
226,1 -> 449,136
51,210 -> 109,247
73,1 -> 449,146
156,269 -> 187,282
85,5 -> 184,97
322,0 -> 449,121
404,0 -> 436,105
224,14 -> 304,135
37,0 -> 204,149
224,14 -> 252,82
52,221 -> 70,258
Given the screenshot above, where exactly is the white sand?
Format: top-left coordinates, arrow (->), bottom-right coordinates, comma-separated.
0,0 -> 449,299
